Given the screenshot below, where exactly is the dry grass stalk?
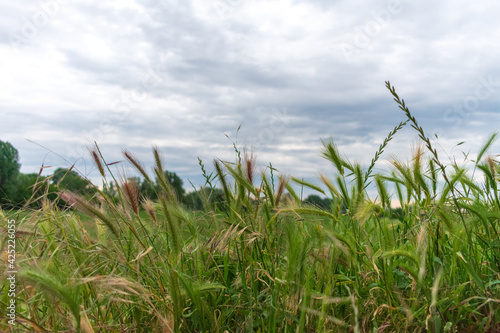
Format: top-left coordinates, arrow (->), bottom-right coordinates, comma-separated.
123,150 -> 152,183
142,199 -> 157,223
487,156 -> 496,180
90,149 -> 105,178
244,149 -> 256,186
60,190 -> 119,236
122,179 -> 140,215
275,175 -> 289,206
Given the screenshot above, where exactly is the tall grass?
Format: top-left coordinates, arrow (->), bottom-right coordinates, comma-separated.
1,83 -> 500,332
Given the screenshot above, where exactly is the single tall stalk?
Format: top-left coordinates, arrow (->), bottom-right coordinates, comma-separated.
385,81 -> 475,263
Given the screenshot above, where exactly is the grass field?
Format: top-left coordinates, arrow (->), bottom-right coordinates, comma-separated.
1,82 -> 500,332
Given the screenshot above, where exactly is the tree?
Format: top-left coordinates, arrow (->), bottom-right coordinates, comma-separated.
136,171 -> 185,201
102,171 -> 186,203
6,173 -> 57,207
139,178 -> 157,200
52,168 -> 95,195
183,188 -> 225,210
0,141 -> 21,204
164,171 -> 185,200
304,195 -> 332,209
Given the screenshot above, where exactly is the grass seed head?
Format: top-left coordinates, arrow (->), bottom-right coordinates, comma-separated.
275,175 -> 289,206
122,178 -> 140,215
123,150 -> 152,183
142,199 -> 157,223
487,156 -> 496,180
244,149 -> 256,186
90,149 -> 105,178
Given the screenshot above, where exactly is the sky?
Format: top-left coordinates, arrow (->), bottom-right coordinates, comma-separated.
1,0 -> 500,193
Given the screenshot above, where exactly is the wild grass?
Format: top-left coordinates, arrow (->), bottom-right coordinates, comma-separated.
1,83 -> 500,332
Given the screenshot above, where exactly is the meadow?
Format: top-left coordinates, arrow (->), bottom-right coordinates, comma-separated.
1,82 -> 499,332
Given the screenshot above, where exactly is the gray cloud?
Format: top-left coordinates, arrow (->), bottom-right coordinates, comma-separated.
1,0 -> 500,192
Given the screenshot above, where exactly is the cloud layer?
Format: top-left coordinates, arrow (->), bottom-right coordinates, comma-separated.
1,0 -> 500,189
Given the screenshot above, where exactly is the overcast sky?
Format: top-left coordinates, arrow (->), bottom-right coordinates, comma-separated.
2,0 -> 500,191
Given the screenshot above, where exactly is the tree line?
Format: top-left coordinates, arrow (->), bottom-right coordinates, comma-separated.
0,140 -> 223,210
0,140 -> 353,212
